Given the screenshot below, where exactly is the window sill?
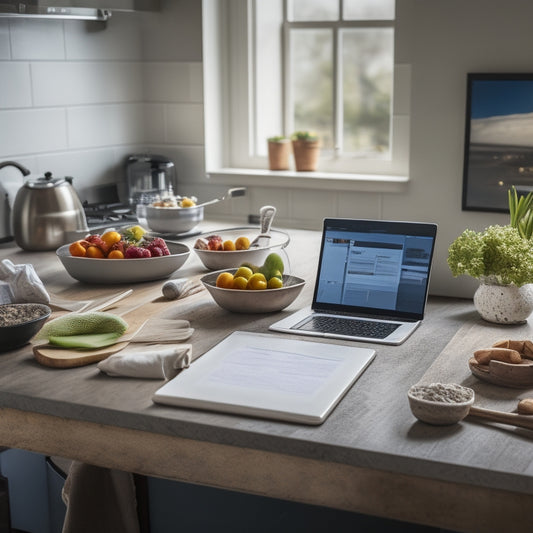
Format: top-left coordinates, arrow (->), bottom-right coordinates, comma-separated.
207,168 -> 409,193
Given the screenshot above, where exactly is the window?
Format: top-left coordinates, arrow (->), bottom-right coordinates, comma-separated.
203,0 -> 409,184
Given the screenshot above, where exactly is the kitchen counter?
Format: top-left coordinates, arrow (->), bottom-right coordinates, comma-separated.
0,221 -> 532,532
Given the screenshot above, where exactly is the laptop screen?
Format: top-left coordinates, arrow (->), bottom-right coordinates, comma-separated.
312,219 -> 437,321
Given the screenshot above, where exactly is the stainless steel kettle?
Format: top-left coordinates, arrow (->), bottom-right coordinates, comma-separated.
12,172 -> 88,251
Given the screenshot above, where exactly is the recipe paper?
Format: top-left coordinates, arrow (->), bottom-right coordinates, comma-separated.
153,331 -> 376,425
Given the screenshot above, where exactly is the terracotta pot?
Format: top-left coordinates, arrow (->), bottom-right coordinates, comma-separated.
473,280 -> 533,324
292,140 -> 320,171
267,140 -> 290,170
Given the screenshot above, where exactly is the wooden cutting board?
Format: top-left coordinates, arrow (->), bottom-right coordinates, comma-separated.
33,297 -> 182,368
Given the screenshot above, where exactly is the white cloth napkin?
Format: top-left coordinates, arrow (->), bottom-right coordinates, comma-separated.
0,259 -> 50,304
97,344 -> 192,379
161,278 -> 204,300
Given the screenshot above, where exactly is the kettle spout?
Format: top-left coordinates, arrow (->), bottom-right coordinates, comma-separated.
0,161 -> 31,176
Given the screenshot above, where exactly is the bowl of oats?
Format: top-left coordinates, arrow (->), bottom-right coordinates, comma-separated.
407,382 -> 475,426
0,303 -> 51,352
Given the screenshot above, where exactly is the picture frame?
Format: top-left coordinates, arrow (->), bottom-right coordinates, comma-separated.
462,73 -> 533,212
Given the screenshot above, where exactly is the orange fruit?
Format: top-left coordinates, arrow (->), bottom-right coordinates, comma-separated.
101,230 -> 122,248
216,272 -> 234,288
69,240 -> 88,257
107,249 -> 125,259
246,273 -> 267,290
235,236 -> 250,250
85,245 -> 105,258
223,240 -> 236,251
232,276 -> 248,290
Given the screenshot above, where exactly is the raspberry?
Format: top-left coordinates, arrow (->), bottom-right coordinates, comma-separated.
148,246 -> 164,257
125,246 -> 151,259
148,237 -> 170,256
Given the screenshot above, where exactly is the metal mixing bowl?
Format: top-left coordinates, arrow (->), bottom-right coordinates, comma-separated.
145,205 -> 204,234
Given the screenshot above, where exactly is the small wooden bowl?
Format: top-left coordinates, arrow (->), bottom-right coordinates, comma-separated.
469,357 -> 533,388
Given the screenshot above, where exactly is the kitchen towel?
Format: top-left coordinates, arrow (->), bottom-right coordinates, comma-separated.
61,461 -> 140,533
0,259 -> 50,304
97,343 -> 192,379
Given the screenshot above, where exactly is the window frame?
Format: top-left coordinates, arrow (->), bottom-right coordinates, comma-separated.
202,0 -> 410,192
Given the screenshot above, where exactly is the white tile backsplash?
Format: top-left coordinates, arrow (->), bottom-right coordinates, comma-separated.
0,108 -> 67,155
166,103 -> 204,145
9,19 -> 65,60
31,62 -> 143,106
36,149 -> 120,202
0,62 -> 32,108
0,20 -> 10,59
65,15 -> 142,61
67,104 -> 145,149
143,103 -> 166,144
143,62 -> 203,103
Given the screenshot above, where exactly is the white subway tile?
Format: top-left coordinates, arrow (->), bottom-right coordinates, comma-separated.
67,104 -> 145,149
249,187 -> 290,221
0,21 -> 10,59
0,63 -> 32,108
36,149 -> 118,202
143,62 -> 203,103
31,62 -> 143,106
292,189 -> 337,221
189,62 -> 204,103
166,103 -> 204,145
143,103 -> 166,144
65,14 -> 142,61
9,19 -> 65,60
338,191 -> 381,219
0,108 -> 67,155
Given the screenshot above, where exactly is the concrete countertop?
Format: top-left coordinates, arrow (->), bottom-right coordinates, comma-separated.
0,221 -> 532,504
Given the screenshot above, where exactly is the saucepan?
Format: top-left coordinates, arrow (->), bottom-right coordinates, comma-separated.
145,187 -> 246,235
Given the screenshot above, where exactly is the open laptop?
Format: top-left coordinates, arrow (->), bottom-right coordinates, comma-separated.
270,218 -> 437,345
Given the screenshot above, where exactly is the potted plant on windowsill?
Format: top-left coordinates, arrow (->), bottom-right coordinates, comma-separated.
447,187 -> 533,324
267,136 -> 291,170
291,131 -> 320,171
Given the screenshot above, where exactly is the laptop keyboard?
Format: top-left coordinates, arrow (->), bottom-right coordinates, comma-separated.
297,315 -> 400,339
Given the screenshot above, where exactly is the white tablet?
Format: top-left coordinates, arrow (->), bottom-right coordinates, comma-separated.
153,331 -> 376,425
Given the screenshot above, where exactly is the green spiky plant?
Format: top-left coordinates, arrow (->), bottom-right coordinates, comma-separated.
508,185 -> 533,239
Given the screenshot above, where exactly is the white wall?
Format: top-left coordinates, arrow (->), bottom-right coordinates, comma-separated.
1,0 -> 533,298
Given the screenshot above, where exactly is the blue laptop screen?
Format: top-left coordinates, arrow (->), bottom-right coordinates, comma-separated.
313,219 -> 437,320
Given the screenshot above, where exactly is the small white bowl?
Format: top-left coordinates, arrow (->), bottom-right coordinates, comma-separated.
201,269 -> 305,313
407,383 -> 475,426
194,227 -> 290,270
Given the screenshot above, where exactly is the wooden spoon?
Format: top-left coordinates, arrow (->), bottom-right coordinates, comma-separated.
468,399 -> 533,431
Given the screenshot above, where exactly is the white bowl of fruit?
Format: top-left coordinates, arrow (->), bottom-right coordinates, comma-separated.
57,226 -> 190,284
200,253 -> 305,313
193,226 -> 290,271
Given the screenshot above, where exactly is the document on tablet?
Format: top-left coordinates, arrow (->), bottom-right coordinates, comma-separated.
153,331 -> 376,425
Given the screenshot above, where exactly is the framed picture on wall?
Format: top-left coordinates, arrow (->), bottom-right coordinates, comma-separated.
462,73 -> 533,212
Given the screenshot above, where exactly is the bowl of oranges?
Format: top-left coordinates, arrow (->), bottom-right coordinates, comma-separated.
200,253 -> 305,313
193,226 -> 290,271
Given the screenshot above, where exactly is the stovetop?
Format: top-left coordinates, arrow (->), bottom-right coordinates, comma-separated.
83,201 -> 138,228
